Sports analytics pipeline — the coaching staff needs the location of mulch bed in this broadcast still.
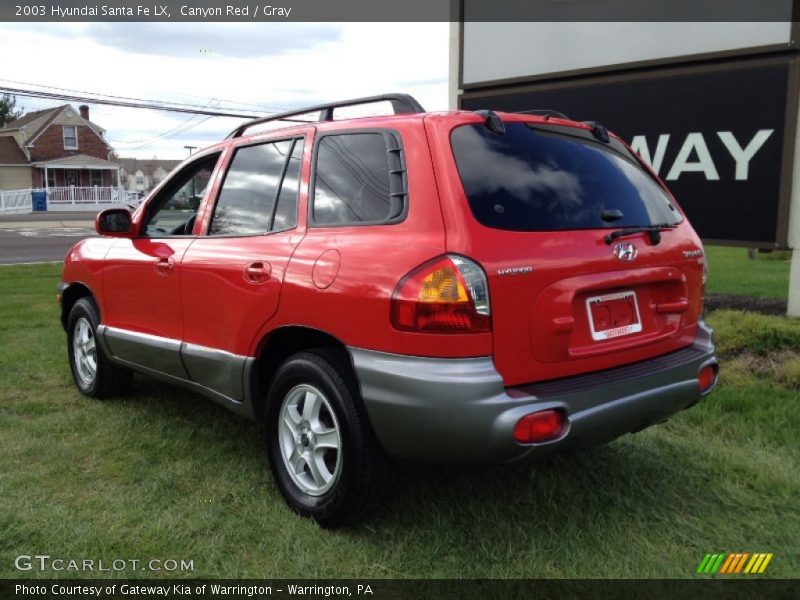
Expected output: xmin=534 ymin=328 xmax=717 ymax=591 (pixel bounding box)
xmin=705 ymin=293 xmax=788 ymax=316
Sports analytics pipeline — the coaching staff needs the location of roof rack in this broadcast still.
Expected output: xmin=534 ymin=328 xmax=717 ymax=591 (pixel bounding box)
xmin=226 ymin=93 xmax=425 ymax=139
xmin=516 ymin=109 xmax=570 ymax=120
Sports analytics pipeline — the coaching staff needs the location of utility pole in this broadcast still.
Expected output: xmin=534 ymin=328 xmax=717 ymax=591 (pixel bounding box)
xmin=184 ymin=145 xmax=196 ymax=156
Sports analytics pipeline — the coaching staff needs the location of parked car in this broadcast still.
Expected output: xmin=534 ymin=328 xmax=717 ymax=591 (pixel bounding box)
xmin=59 ymin=94 xmax=718 ymax=526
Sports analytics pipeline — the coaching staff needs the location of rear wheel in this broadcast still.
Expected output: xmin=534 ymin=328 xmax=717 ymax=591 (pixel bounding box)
xmin=67 ymin=297 xmax=132 ymax=398
xmin=266 ymin=349 xmax=393 ymax=527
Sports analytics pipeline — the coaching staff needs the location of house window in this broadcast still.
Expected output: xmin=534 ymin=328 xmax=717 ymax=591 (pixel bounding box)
xmin=136 ymin=173 xmax=144 ymax=186
xmin=63 ymin=125 xmax=78 ymax=149
xmin=46 ymin=171 xmax=55 ymax=188
xmin=91 ymin=170 xmax=102 ymax=187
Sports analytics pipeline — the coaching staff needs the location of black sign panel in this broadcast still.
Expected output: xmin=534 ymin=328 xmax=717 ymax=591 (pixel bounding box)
xmin=461 ymin=58 xmax=795 ymax=246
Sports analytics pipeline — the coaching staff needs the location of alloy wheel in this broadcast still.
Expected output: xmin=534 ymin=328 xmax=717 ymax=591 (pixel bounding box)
xmin=72 ymin=317 xmax=97 ymax=386
xmin=278 ymin=384 xmax=343 ymax=496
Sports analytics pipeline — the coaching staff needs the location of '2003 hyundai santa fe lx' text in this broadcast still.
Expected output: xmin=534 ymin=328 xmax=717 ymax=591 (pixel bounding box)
xmin=59 ymin=94 xmax=718 ymax=526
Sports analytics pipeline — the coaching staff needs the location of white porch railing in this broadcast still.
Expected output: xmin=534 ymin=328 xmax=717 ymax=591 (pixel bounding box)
xmin=47 ymin=186 xmax=121 ymax=206
xmin=41 ymin=187 xmax=142 ymax=211
xmin=0 ymin=189 xmax=33 ymax=214
xmin=0 ymin=187 xmax=142 ymax=214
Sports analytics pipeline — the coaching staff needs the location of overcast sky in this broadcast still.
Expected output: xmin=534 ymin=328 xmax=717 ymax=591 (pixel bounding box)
xmin=0 ymin=23 xmax=449 ymax=159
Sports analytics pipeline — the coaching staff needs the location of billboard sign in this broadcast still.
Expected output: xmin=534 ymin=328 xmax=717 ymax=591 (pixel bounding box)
xmin=460 ymin=56 xmax=798 ymax=247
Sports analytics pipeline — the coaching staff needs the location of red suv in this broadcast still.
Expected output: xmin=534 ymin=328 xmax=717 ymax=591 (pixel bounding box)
xmin=59 ymin=94 xmax=718 ymax=526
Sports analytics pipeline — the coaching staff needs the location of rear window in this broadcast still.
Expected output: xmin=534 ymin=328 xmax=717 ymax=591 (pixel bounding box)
xmin=450 ymin=122 xmax=681 ymax=231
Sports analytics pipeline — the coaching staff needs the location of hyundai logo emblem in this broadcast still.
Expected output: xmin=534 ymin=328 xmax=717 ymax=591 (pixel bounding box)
xmin=613 ymin=242 xmax=637 ymax=261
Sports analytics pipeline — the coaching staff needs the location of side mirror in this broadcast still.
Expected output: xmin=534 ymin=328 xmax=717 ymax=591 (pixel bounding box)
xmin=96 ymin=208 xmax=134 ymax=237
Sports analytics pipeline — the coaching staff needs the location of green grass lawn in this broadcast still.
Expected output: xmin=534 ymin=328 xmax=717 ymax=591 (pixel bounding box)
xmin=705 ymin=246 xmax=791 ymax=299
xmin=0 ymin=264 xmax=798 ymax=579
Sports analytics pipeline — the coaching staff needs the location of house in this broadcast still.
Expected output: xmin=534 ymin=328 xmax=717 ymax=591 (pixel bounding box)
xmin=0 ymin=104 xmax=121 ymax=191
xmin=118 ymin=157 xmax=181 ymax=195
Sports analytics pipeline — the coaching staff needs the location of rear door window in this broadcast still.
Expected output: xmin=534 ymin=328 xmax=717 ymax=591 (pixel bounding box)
xmin=450 ymin=122 xmax=681 ymax=231
xmin=209 ymin=139 xmax=301 ymax=236
xmin=272 ymin=139 xmax=304 ymax=231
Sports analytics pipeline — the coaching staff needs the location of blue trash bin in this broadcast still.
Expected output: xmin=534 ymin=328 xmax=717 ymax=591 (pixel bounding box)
xmin=32 ymin=191 xmax=47 ymax=212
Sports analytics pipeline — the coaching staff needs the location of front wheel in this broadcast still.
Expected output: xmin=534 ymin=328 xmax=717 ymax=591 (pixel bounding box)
xmin=67 ymin=297 xmax=131 ymax=398
xmin=266 ymin=349 xmax=393 ymax=527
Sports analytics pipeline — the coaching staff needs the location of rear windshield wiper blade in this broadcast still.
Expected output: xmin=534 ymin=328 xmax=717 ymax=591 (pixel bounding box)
xmin=604 ymin=223 xmax=677 ymax=245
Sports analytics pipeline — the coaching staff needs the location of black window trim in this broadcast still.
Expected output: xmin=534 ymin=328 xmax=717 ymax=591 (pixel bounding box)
xmin=206 ymin=135 xmax=306 ymax=238
xmin=140 ymin=150 xmax=223 ymax=239
xmin=308 ymin=128 xmax=409 ymax=228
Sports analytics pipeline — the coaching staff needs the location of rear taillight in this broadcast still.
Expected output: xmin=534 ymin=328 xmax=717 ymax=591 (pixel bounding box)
xmin=513 ymin=409 xmax=567 ymax=444
xmin=391 ymin=255 xmax=490 ymax=333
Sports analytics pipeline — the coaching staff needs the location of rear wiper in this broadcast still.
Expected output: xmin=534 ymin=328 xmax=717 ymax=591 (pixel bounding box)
xmin=604 ymin=223 xmax=677 ymax=246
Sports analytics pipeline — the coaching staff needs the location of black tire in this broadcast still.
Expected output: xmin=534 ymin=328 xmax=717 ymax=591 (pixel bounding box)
xmin=266 ymin=348 xmax=393 ymax=527
xmin=67 ymin=297 xmax=132 ymax=398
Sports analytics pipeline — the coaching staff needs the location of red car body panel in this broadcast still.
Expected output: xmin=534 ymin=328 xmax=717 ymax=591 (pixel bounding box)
xmin=61 ymin=111 xmax=705 ymax=387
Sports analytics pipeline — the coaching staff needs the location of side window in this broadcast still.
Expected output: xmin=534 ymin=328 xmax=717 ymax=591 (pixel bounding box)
xmin=209 ymin=139 xmax=296 ymax=236
xmin=312 ymin=132 xmax=406 ymax=226
xmin=63 ymin=125 xmax=78 ymax=150
xmin=144 ymin=153 xmax=220 ymax=237
xmin=272 ymin=139 xmax=304 ymax=231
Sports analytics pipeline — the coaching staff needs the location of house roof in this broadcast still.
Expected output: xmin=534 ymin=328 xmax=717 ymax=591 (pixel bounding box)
xmin=118 ymin=158 xmax=181 ymax=175
xmin=0 ymin=136 xmax=28 ymax=165
xmin=32 ymin=154 xmax=121 ymax=170
xmin=4 ymin=105 xmax=107 ymax=143
xmin=3 ymin=106 xmax=64 ymax=138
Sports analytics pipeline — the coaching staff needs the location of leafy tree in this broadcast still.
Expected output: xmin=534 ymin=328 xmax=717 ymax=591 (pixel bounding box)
xmin=0 ymin=94 xmax=22 ymax=127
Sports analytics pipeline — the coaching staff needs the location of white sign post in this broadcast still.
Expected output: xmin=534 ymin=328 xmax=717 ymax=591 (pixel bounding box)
xmin=788 ymin=107 xmax=800 ymax=317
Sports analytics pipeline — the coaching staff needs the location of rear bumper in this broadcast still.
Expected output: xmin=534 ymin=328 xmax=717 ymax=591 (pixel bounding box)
xmin=349 ymin=321 xmax=717 ymax=463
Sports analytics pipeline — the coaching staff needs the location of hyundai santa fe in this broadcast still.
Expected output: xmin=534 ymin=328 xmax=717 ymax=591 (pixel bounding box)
xmin=59 ymin=93 xmax=718 ymax=526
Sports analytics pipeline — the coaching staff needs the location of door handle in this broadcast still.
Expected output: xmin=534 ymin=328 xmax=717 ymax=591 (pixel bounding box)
xmin=154 ymin=257 xmax=175 ymax=276
xmin=244 ymin=261 xmax=272 ymax=284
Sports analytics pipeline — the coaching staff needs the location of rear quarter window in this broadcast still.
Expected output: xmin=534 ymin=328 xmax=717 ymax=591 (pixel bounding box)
xmin=450 ymin=122 xmax=681 ymax=231
xmin=311 ymin=132 xmax=406 ymax=226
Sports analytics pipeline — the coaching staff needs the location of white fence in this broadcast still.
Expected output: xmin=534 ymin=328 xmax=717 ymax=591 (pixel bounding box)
xmin=0 ymin=189 xmax=33 ymax=214
xmin=0 ymin=187 xmax=141 ymax=215
xmin=44 ymin=187 xmax=140 ymax=211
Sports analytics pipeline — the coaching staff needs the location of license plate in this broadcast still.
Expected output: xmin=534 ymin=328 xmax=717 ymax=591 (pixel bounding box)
xmin=586 ymin=290 xmax=642 ymax=341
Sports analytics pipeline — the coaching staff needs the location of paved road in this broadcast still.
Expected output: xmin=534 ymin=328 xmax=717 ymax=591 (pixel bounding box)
xmin=0 ymin=212 xmax=96 ymax=223
xmin=0 ymin=212 xmax=96 ymax=265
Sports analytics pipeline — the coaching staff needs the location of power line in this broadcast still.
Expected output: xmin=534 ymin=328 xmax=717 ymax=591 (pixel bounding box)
xmin=110 ymin=100 xmax=217 ymax=144
xmin=109 ymin=114 xmax=205 ymax=144
xmin=124 ymin=116 xmax=214 ymax=151
xmin=0 ymin=77 xmax=288 ymax=114
xmin=1 ymin=86 xmax=260 ymax=119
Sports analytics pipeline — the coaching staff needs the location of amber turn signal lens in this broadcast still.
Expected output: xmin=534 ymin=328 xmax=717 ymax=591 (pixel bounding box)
xmin=419 ymin=265 xmax=468 ymax=303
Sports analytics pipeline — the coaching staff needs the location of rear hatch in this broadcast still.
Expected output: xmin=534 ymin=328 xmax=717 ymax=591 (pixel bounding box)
xmin=429 ymin=114 xmax=706 ymax=386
